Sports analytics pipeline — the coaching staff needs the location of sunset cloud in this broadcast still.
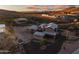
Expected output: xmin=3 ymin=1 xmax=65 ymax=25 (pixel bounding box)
xmin=0 ymin=5 xmax=78 ymax=11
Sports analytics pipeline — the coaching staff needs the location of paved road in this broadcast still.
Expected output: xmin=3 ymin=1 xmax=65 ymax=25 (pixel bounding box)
xmin=13 ymin=26 xmax=79 ymax=54
xmin=58 ymin=40 xmax=79 ymax=54
xmin=13 ymin=26 xmax=33 ymax=43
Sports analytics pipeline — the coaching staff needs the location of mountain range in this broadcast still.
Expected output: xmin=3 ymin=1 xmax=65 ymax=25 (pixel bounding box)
xmin=0 ymin=7 xmax=78 ymax=20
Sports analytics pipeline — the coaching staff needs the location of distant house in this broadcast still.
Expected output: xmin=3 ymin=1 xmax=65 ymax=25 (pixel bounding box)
xmin=60 ymin=15 xmax=78 ymax=22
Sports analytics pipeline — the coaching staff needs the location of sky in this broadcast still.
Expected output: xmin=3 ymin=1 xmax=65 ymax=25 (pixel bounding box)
xmin=0 ymin=5 xmax=78 ymax=12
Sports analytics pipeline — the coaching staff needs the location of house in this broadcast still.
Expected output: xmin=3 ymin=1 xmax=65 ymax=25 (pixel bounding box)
xmin=46 ymin=23 xmax=58 ymax=32
xmin=0 ymin=24 xmax=5 ymax=42
xmin=33 ymin=23 xmax=58 ymax=40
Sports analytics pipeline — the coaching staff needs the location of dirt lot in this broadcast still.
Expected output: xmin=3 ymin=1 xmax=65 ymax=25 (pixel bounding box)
xmin=13 ymin=26 xmax=33 ymax=43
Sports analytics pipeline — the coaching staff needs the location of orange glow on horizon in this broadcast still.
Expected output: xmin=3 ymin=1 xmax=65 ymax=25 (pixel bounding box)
xmin=0 ymin=5 xmax=78 ymax=12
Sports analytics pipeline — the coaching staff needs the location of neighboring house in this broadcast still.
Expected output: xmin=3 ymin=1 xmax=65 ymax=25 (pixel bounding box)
xmin=39 ymin=23 xmax=47 ymax=29
xmin=45 ymin=23 xmax=58 ymax=36
xmin=33 ymin=31 xmax=45 ymax=40
xmin=0 ymin=24 xmax=5 ymax=33
xmin=47 ymin=23 xmax=58 ymax=30
xmin=33 ymin=23 xmax=58 ymax=40
xmin=0 ymin=24 xmax=5 ymax=39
